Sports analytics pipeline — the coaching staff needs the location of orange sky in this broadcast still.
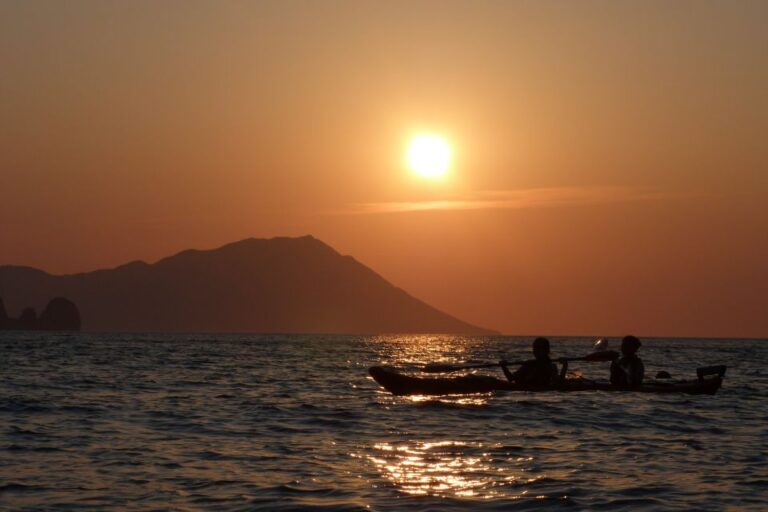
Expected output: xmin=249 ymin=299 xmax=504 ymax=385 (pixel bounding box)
xmin=1 ymin=1 xmax=767 ymax=337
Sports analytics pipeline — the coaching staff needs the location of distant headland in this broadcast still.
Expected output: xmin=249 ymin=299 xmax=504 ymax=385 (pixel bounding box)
xmin=0 ymin=236 xmax=495 ymax=335
xmin=0 ymin=297 xmax=81 ymax=331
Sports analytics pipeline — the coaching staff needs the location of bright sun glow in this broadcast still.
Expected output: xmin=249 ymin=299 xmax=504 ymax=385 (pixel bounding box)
xmin=407 ymin=134 xmax=451 ymax=178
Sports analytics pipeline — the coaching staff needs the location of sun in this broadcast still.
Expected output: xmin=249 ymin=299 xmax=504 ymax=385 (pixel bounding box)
xmin=407 ymin=134 xmax=451 ymax=178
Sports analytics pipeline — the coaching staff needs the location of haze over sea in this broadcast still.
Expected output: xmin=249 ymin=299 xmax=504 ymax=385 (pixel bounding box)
xmin=1 ymin=334 xmax=766 ymax=511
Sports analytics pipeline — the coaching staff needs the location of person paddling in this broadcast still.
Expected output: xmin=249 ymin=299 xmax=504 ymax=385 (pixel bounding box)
xmin=610 ymin=335 xmax=645 ymax=387
xmin=499 ymin=337 xmax=563 ymax=387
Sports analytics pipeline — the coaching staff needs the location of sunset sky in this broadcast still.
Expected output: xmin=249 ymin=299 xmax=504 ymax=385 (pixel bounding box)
xmin=2 ymin=1 xmax=766 ymax=337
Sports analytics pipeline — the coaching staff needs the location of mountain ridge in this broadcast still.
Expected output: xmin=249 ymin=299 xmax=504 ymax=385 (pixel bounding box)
xmin=0 ymin=235 xmax=496 ymax=335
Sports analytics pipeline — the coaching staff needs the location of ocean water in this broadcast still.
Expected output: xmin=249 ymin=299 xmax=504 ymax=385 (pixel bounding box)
xmin=1 ymin=333 xmax=767 ymax=511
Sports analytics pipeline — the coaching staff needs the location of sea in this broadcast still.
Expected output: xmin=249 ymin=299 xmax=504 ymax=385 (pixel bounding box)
xmin=1 ymin=333 xmax=766 ymax=511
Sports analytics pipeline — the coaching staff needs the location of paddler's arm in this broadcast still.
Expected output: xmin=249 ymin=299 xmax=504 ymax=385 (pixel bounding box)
xmin=558 ymin=359 xmax=569 ymax=382
xmin=499 ymin=360 xmax=516 ymax=383
xmin=609 ymin=360 xmax=621 ymax=385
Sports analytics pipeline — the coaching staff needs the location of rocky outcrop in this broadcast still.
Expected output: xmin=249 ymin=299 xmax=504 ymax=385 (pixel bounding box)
xmin=0 ymin=298 xmax=7 ymax=329
xmin=18 ymin=307 xmax=38 ymax=330
xmin=38 ymin=297 xmax=81 ymax=331
xmin=0 ymin=297 xmax=81 ymax=331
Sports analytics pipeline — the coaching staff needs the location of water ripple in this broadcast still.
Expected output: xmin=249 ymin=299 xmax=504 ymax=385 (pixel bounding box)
xmin=0 ymin=333 xmax=766 ymax=510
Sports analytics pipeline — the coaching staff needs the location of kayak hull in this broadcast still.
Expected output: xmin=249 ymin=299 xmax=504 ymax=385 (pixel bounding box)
xmin=369 ymin=366 xmax=723 ymax=396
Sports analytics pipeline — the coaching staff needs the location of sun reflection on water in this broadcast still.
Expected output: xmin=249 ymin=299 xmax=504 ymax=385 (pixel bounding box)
xmin=364 ymin=440 xmax=535 ymax=499
xmin=405 ymin=394 xmax=491 ymax=406
xmin=369 ymin=335 xmax=476 ymax=369
xmin=362 ymin=335 xmax=558 ymax=500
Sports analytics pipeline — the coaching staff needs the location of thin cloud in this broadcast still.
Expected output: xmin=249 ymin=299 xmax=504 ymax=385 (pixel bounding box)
xmin=337 ymin=186 xmax=689 ymax=215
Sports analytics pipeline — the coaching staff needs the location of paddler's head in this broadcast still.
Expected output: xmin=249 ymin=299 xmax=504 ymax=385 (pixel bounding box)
xmin=532 ymin=337 xmax=551 ymax=360
xmin=621 ymin=335 xmax=641 ymax=356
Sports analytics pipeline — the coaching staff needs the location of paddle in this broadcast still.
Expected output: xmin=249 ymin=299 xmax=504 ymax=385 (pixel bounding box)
xmin=422 ymin=359 xmax=526 ymax=373
xmin=422 ymin=350 xmax=619 ymax=373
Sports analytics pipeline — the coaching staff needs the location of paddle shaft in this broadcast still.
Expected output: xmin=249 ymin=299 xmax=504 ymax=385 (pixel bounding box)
xmin=422 ymin=350 xmax=618 ymax=373
xmin=434 ymin=359 xmax=528 ymax=371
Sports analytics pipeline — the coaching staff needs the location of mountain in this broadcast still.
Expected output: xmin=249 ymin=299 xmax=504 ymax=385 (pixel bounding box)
xmin=0 ymin=236 xmax=495 ymax=334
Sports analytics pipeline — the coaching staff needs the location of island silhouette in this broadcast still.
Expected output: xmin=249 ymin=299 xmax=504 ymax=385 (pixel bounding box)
xmin=0 ymin=236 xmax=495 ymax=334
xmin=0 ymin=297 xmax=81 ymax=331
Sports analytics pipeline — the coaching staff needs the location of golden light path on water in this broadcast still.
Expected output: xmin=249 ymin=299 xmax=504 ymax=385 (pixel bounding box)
xmin=368 ymin=334 xmax=475 ymax=369
xmin=364 ymin=440 xmax=541 ymax=499
xmin=361 ymin=335 xmax=572 ymax=501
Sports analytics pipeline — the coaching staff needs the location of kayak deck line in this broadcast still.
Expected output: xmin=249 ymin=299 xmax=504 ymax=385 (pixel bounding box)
xmin=369 ymin=366 xmax=725 ymax=396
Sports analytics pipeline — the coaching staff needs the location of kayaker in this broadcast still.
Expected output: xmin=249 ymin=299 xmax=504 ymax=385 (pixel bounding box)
xmin=499 ymin=337 xmax=562 ymax=387
xmin=610 ymin=335 xmax=645 ymax=387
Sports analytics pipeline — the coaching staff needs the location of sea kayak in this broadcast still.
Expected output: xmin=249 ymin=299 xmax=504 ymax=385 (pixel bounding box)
xmin=369 ymin=365 xmax=725 ymax=396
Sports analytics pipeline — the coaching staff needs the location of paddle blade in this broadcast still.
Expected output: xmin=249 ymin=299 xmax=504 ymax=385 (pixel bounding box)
xmin=580 ymin=350 xmax=619 ymax=362
xmin=696 ymin=365 xmax=726 ymax=380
